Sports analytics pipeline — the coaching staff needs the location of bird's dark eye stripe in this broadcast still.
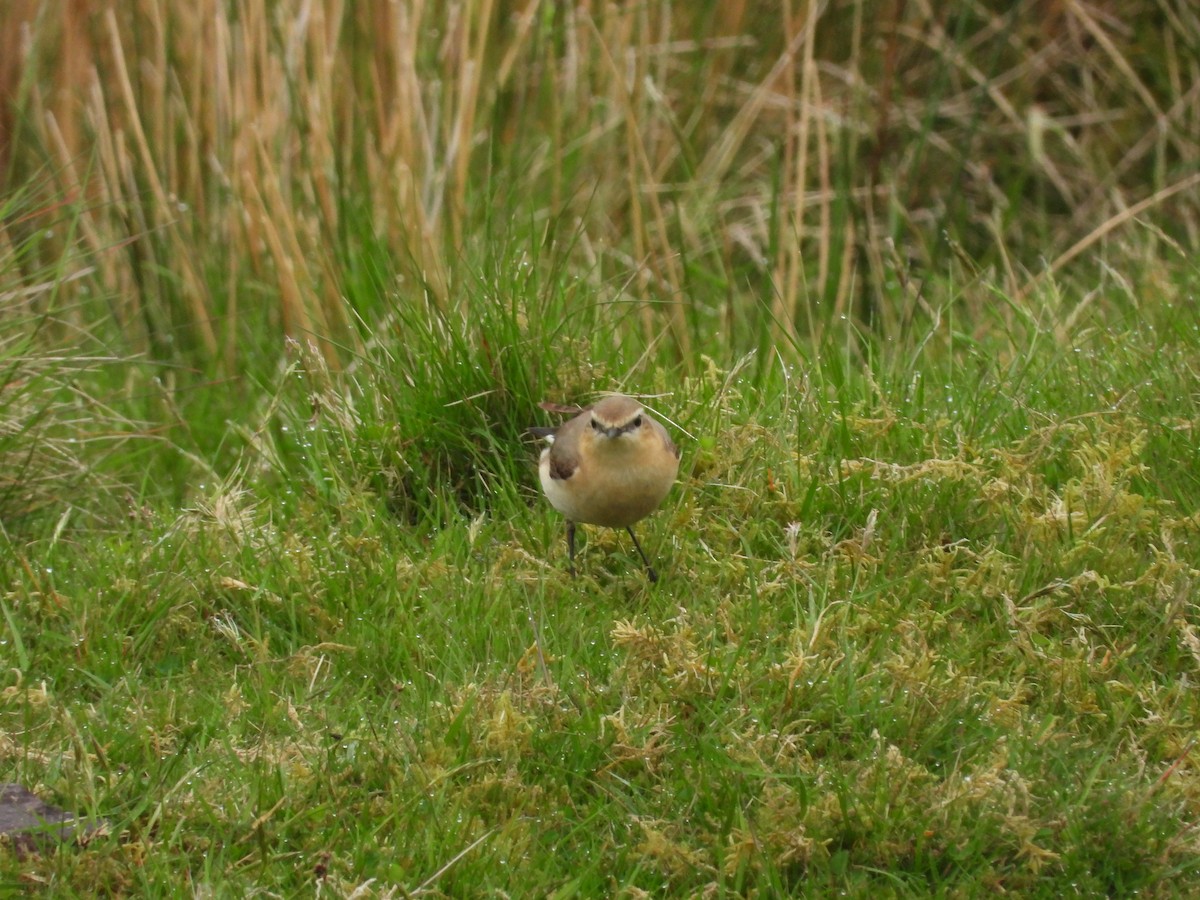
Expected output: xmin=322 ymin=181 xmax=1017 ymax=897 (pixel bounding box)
xmin=591 ymin=415 xmax=643 ymax=434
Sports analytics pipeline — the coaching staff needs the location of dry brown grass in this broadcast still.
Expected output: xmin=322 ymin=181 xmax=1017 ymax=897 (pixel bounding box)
xmin=2 ymin=1 xmax=1197 ymax=370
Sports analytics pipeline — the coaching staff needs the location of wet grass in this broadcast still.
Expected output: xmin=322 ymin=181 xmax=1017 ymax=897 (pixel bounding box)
xmin=2 ymin=286 xmax=1199 ymax=895
xmin=2 ymin=1 xmax=1199 ymax=894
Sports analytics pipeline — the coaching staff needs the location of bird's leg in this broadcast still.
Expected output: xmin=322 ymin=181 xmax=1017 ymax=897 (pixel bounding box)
xmin=625 ymin=526 xmax=659 ymax=583
xmin=566 ymin=521 xmax=577 ymax=577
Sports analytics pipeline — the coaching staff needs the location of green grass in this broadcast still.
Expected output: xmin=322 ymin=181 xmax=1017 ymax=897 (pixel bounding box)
xmin=3 ymin=1 xmax=1200 ymax=894
xmin=2 ymin=274 xmax=1199 ymax=895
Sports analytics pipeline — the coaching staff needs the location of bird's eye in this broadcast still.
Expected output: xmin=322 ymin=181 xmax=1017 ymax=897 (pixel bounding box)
xmin=591 ymin=418 xmax=602 ymax=431
xmin=632 ymin=415 xmax=643 ymax=428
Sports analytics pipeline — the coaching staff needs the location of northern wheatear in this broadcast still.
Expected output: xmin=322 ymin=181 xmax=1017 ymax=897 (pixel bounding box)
xmin=530 ymin=394 xmax=680 ymax=582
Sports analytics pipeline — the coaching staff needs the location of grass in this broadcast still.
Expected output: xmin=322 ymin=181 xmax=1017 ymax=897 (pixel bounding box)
xmin=2 ymin=0 xmax=1200 ymax=896
xmin=2 ymin=291 xmax=1198 ymax=895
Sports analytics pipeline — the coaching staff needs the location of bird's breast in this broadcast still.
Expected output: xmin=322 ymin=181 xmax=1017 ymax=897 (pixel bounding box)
xmin=539 ymin=446 xmax=677 ymax=527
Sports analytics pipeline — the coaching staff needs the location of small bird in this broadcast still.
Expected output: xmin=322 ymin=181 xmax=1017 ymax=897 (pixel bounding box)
xmin=530 ymin=394 xmax=681 ymax=582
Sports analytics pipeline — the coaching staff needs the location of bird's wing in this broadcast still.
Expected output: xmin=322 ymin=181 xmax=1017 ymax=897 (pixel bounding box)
xmin=650 ymin=418 xmax=681 ymax=460
xmin=544 ymin=412 xmax=587 ymax=480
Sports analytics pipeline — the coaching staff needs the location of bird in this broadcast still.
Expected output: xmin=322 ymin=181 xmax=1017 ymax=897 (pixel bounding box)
xmin=530 ymin=394 xmax=680 ymax=582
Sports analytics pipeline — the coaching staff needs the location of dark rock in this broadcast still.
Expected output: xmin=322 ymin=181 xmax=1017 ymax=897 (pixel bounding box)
xmin=0 ymin=784 xmax=102 ymax=857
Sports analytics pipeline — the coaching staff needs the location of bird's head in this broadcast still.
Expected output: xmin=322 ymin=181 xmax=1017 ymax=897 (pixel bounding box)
xmin=588 ymin=395 xmax=646 ymax=443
